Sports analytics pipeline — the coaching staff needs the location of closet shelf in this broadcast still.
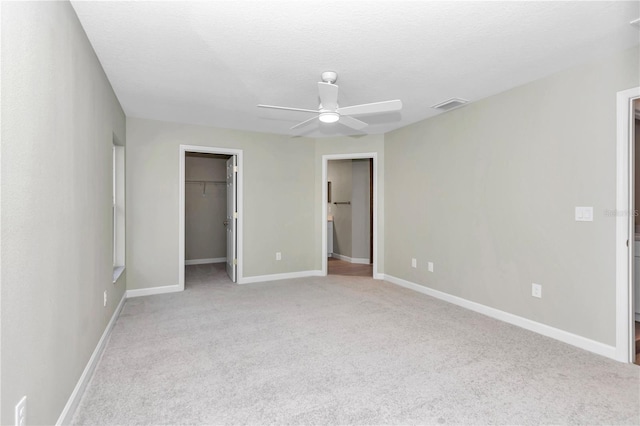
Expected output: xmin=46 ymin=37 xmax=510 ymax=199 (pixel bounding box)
xmin=186 ymin=180 xmax=226 ymax=184
xmin=186 ymin=180 xmax=226 ymax=196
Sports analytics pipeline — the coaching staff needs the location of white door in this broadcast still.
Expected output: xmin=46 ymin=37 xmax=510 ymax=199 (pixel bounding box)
xmin=226 ymin=156 xmax=237 ymax=282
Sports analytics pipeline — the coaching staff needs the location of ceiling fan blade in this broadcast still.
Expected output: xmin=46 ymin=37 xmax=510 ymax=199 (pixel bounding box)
xmin=318 ymin=82 xmax=339 ymax=110
xmin=338 ymin=99 xmax=402 ymax=116
xmin=258 ymin=104 xmax=319 ymax=114
xmin=290 ymin=115 xmax=319 ymax=133
xmin=339 ymin=115 xmax=368 ymax=131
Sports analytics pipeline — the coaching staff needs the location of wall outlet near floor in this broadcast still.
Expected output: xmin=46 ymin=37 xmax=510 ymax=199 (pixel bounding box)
xmin=411 ymin=258 xmax=417 ymax=268
xmin=532 ymin=283 xmax=542 ymax=298
xmin=15 ymin=396 xmax=26 ymax=426
xmin=428 ymin=262 xmax=434 ymax=272
xmin=575 ymin=206 xmax=593 ymax=222
xmin=276 ymin=252 xmax=282 ymax=261
xmin=103 ymin=290 xmax=107 ymax=307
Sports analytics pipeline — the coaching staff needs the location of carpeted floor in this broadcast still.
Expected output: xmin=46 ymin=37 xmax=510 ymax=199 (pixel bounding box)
xmin=72 ymin=264 xmax=640 ymax=425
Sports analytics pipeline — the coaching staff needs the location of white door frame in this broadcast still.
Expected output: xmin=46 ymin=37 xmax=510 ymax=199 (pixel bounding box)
xmin=322 ymin=153 xmax=381 ymax=278
xmin=615 ymin=87 xmax=639 ymax=363
xmin=179 ymin=145 xmax=244 ymax=289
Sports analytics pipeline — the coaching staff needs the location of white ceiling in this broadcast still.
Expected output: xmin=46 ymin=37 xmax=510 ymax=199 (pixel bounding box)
xmin=70 ymin=1 xmax=639 ymax=138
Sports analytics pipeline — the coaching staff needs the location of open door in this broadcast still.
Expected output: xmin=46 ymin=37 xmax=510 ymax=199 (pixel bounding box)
xmin=226 ymin=156 xmax=237 ymax=282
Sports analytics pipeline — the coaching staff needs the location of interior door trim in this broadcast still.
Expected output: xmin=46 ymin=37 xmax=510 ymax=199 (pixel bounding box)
xmin=321 ymin=152 xmax=380 ymax=279
xmin=615 ymin=87 xmax=640 ymax=363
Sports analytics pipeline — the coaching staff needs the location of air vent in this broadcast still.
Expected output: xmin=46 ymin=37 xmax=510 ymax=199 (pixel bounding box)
xmin=431 ymin=97 xmax=469 ymax=111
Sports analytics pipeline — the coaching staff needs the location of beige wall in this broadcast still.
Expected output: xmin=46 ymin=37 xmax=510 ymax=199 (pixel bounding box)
xmin=126 ymin=118 xmax=316 ymax=288
xmin=1 ymin=2 xmax=126 ymax=424
xmin=127 ymin=125 xmax=385 ymax=288
xmin=385 ymin=46 xmax=639 ymax=346
xmin=185 ymin=155 xmax=228 ymax=261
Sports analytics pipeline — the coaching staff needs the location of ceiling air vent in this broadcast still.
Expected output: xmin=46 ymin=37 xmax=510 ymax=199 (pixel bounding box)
xmin=431 ymin=97 xmax=469 ymax=111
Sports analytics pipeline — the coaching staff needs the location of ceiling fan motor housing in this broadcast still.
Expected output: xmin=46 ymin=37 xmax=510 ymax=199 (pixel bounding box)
xmin=321 ymin=71 xmax=338 ymax=84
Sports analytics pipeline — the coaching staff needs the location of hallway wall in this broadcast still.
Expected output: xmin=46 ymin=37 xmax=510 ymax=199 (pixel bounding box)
xmin=328 ymin=160 xmax=353 ymax=257
xmin=351 ymin=159 xmax=371 ymax=261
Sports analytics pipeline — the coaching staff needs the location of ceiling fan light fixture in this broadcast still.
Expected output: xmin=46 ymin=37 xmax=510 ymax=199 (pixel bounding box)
xmin=319 ymin=112 xmax=339 ymax=123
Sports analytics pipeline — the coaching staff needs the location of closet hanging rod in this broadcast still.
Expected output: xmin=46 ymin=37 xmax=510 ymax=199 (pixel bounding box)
xmin=333 ymin=201 xmax=351 ymax=205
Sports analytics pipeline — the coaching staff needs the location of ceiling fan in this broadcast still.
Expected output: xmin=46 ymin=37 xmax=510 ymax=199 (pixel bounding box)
xmin=258 ymin=71 xmax=402 ymax=134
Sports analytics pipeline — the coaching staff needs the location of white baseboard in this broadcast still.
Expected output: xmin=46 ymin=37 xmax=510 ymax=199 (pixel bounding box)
xmin=185 ymin=257 xmax=226 ymax=265
xmin=331 ymin=253 xmax=370 ymax=264
xmin=56 ymin=291 xmax=126 ymax=425
xmin=126 ymin=284 xmax=182 ymax=298
xmin=382 ymin=274 xmax=617 ymax=361
xmin=239 ymin=270 xmax=323 ymax=284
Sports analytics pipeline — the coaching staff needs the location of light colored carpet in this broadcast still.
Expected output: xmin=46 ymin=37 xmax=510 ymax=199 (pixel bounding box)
xmin=72 ymin=264 xmax=640 ymax=425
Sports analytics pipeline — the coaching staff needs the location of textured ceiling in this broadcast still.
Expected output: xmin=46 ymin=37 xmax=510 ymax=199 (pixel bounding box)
xmin=70 ymin=1 xmax=640 ymax=138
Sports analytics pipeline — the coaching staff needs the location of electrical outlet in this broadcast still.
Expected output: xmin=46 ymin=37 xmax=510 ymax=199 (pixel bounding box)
xmin=276 ymin=252 xmax=282 ymax=261
xmin=575 ymin=206 xmax=593 ymax=222
xmin=532 ymin=283 xmax=542 ymax=298
xmin=428 ymin=262 xmax=434 ymax=272
xmin=103 ymin=290 xmax=107 ymax=307
xmin=411 ymin=258 xmax=417 ymax=268
xmin=15 ymin=396 xmax=26 ymax=426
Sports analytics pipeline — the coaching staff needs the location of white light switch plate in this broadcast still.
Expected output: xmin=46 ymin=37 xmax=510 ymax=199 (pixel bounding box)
xmin=428 ymin=262 xmax=434 ymax=272
xmin=411 ymin=258 xmax=417 ymax=268
xmin=575 ymin=206 xmax=593 ymax=222
xmin=532 ymin=283 xmax=542 ymax=298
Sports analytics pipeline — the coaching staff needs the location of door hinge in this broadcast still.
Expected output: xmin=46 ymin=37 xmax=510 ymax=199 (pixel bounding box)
xmin=233 ymin=211 xmax=238 ymax=219
xmin=233 ymin=258 xmax=238 ymax=265
xmin=233 ymin=165 xmax=238 ymax=173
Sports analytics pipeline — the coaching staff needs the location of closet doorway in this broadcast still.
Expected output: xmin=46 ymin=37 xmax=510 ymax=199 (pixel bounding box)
xmin=179 ymin=145 xmax=243 ymax=288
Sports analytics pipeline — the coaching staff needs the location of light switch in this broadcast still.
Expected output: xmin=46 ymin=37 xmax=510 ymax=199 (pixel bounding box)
xmin=575 ymin=206 xmax=593 ymax=222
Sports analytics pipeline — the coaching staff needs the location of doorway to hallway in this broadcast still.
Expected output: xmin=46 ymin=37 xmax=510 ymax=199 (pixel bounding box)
xmin=327 ymin=257 xmax=373 ymax=277
xmin=326 ymin=158 xmax=373 ymax=277
xmin=321 ymin=153 xmax=380 ymax=278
